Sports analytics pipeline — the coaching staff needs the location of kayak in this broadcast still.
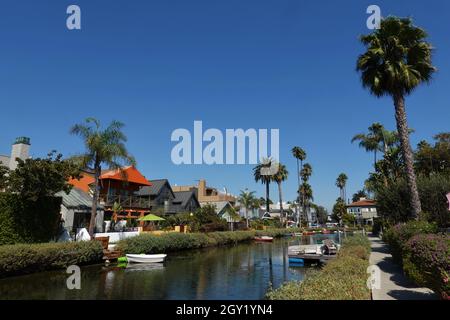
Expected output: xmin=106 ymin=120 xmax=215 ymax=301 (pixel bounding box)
xmin=125 ymin=254 xmax=167 ymax=263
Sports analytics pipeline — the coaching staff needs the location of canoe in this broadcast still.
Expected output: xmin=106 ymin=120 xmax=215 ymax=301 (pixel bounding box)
xmin=288 ymin=257 xmax=305 ymax=264
xmin=126 ymin=254 xmax=167 ymax=263
xmin=254 ymin=236 xmax=274 ymax=242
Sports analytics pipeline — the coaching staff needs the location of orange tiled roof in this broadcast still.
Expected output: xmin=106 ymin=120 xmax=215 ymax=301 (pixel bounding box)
xmin=69 ymin=175 xmax=95 ymax=193
xmin=100 ymin=166 xmax=152 ymax=186
xmin=347 ymin=199 xmax=377 ymax=207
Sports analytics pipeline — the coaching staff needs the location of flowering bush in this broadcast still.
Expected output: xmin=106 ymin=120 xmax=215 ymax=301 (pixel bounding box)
xmin=403 ymin=234 xmax=450 ymax=299
xmin=382 ymin=221 xmax=437 ymax=264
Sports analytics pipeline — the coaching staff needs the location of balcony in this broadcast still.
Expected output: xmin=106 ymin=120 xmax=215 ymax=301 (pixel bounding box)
xmin=101 ymin=194 xmax=152 ymax=210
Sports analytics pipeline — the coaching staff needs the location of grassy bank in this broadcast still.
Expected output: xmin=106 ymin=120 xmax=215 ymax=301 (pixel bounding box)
xmin=116 ymin=228 xmax=300 ymax=254
xmin=266 ymin=235 xmax=371 ymax=300
xmin=0 ymin=241 xmax=103 ymax=279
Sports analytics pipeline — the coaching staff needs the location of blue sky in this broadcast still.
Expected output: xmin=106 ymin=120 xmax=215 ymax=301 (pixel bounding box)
xmin=0 ymin=1 xmax=449 ymax=210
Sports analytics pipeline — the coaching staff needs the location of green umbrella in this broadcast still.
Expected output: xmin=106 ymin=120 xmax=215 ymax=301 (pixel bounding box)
xmin=138 ymin=214 xmax=165 ymax=221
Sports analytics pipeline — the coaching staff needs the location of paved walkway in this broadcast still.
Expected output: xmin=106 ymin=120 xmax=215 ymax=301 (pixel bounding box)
xmin=369 ymin=236 xmax=437 ymax=300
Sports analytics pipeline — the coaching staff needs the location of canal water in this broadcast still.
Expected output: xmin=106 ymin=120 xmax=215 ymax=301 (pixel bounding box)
xmin=0 ymin=234 xmax=339 ymax=300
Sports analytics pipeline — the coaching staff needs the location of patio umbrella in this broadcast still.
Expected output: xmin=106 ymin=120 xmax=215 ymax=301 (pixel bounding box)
xmin=138 ymin=214 xmax=165 ymax=221
xmin=138 ymin=214 xmax=165 ymax=231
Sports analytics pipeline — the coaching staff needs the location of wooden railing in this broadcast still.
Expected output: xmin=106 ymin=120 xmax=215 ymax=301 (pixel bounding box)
xmin=102 ymin=194 xmax=152 ymax=209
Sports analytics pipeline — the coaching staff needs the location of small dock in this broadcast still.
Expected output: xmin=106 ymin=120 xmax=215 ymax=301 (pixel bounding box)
xmin=96 ymin=236 xmax=122 ymax=261
xmin=288 ymin=243 xmax=338 ymax=263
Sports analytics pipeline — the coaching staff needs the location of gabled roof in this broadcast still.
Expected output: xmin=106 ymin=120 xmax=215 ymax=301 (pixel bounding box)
xmin=69 ymin=175 xmax=95 ymax=193
xmin=100 ymin=166 xmax=152 ymax=186
xmin=136 ymin=179 xmax=174 ymax=197
xmin=57 ymin=188 xmax=103 ymax=210
xmin=347 ymin=199 xmax=377 ymax=208
xmin=201 ymin=201 xmax=232 ymax=215
xmin=173 ymin=190 xmax=199 ymax=207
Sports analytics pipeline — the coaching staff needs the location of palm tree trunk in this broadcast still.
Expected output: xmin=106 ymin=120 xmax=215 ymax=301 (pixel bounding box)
xmin=245 ymin=207 xmax=249 ymax=228
xmin=374 ymin=150 xmax=377 ymax=170
xmin=265 ymin=181 xmax=270 ymax=213
xmin=296 ymin=159 xmax=300 ymax=226
xmin=277 ymin=181 xmax=284 ymax=227
xmin=344 ymin=186 xmax=347 ymax=204
xmin=89 ymin=165 xmax=100 ymax=237
xmin=393 ymin=94 xmax=421 ymax=219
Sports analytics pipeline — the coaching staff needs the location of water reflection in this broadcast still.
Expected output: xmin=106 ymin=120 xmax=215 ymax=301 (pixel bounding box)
xmin=0 ymin=234 xmax=338 ymax=300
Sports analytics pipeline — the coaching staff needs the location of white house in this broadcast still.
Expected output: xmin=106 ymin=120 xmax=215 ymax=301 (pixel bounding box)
xmin=346 ymin=198 xmax=378 ymax=225
xmin=56 ymin=188 xmax=104 ymax=234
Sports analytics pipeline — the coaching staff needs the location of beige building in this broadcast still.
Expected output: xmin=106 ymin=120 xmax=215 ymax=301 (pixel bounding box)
xmin=0 ymin=137 xmax=31 ymax=170
xmin=172 ymin=179 xmax=236 ymax=205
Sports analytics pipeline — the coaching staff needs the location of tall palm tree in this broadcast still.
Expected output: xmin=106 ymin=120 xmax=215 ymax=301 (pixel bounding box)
xmin=352 ymin=123 xmax=402 ymax=169
xmin=300 ymin=163 xmax=312 ymax=182
xmin=272 ymin=163 xmax=288 ymax=227
xmin=335 ymin=173 xmax=348 ymax=202
xmin=71 ymin=118 xmax=136 ymax=236
xmin=291 ymin=147 xmax=306 ymax=226
xmin=239 ymin=189 xmax=256 ymax=228
xmin=299 ymin=182 xmax=313 ymax=225
xmin=291 ymin=147 xmax=306 ymax=194
xmin=299 ymin=163 xmax=313 ymax=225
xmin=357 ymin=17 xmax=436 ymax=219
xmin=352 ymin=123 xmax=384 ymax=168
xmin=253 ymin=158 xmax=274 ymax=214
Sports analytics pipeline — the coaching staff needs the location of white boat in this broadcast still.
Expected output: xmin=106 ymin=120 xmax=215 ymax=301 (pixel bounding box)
xmin=254 ymin=236 xmax=274 ymax=242
xmin=126 ymin=254 xmax=167 ymax=263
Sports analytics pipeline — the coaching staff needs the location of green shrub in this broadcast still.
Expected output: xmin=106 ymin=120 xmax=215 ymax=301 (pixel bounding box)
xmin=402 ymin=234 xmax=450 ymax=299
xmin=383 ymin=221 xmax=437 ymax=264
xmin=267 ymin=235 xmax=371 ymax=300
xmin=0 ymin=194 xmax=62 ymax=245
xmin=0 ymin=241 xmax=103 ymax=278
xmin=376 ymin=174 xmax=450 ymax=227
xmin=116 ymin=229 xmax=295 ymax=254
xmin=372 ymin=218 xmax=390 ymax=235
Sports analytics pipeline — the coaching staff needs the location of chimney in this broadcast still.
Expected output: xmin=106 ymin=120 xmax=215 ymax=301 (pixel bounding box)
xmin=198 ymin=179 xmax=206 ymax=197
xmin=9 ymin=137 xmax=30 ymax=170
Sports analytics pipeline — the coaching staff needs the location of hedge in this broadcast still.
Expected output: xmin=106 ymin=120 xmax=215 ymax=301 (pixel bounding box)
xmin=382 ymin=221 xmax=438 ymax=265
xmin=403 ymin=234 xmax=450 ymax=299
xmin=115 ymin=228 xmax=299 ymax=254
xmin=266 ymin=235 xmax=371 ymax=300
xmin=0 ymin=241 xmax=104 ymax=278
xmin=0 ymin=193 xmax=62 ymax=245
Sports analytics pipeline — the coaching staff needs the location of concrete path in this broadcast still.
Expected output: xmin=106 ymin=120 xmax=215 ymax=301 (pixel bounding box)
xmin=369 ymin=236 xmax=438 ymax=300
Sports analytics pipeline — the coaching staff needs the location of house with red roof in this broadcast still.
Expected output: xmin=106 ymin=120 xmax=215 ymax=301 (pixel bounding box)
xmin=346 ymin=198 xmax=378 ymax=225
xmin=69 ymin=166 xmax=154 ymax=231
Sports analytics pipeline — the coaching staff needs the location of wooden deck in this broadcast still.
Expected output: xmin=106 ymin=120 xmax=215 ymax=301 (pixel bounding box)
xmin=288 ymin=253 xmax=337 ymax=261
